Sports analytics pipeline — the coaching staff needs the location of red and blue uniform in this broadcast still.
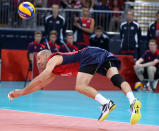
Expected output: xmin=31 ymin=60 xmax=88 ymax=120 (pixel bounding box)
xmin=48 ymin=46 xmax=121 ymax=77
xmin=75 ymin=17 xmax=93 ymax=47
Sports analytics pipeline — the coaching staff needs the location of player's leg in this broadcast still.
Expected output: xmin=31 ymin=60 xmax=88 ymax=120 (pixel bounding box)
xmin=106 ymin=66 xmax=141 ymax=125
xmin=76 ymin=64 xmax=113 ymax=122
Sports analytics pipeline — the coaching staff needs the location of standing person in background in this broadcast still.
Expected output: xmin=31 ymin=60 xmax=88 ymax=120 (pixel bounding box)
xmin=120 ymin=10 xmax=141 ymax=60
xmin=147 ymin=10 xmax=159 ymax=47
xmin=109 ymin=0 xmax=123 ymax=32
xmin=73 ymin=6 xmax=95 ymax=49
xmin=46 ymin=30 xmax=61 ymax=53
xmin=60 ymin=32 xmax=79 ymax=52
xmin=90 ymin=26 xmax=109 ymax=51
xmin=44 ymin=4 xmax=66 ymax=43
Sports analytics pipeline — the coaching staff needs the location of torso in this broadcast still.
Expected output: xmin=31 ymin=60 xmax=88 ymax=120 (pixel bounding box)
xmin=48 ymin=47 xmax=118 ymax=77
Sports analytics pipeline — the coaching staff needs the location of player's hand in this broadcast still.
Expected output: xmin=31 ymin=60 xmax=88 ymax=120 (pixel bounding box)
xmin=8 ymin=89 xmax=23 ymax=101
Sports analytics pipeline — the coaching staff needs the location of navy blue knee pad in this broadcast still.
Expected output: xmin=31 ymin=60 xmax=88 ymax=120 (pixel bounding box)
xmin=110 ymin=74 xmax=125 ymax=88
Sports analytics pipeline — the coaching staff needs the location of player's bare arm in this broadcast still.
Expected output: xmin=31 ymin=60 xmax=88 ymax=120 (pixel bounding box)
xmin=8 ymin=55 xmax=63 ymax=100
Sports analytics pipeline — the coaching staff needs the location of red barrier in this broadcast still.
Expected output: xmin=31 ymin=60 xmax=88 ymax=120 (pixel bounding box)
xmin=1 ymin=49 xmax=29 ymax=81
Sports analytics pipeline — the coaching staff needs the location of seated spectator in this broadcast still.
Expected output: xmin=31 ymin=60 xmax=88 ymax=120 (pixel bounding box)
xmin=60 ymin=32 xmax=79 ymax=52
xmin=47 ymin=30 xmax=61 ymax=53
xmin=90 ymin=26 xmax=109 ymax=51
xmin=27 ymin=31 xmax=47 ymax=70
xmin=134 ymin=39 xmax=159 ymax=91
xmin=109 ymin=0 xmax=123 ymax=32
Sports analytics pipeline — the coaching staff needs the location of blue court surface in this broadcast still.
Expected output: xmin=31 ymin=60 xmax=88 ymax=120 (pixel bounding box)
xmin=0 ymin=81 xmax=159 ymax=127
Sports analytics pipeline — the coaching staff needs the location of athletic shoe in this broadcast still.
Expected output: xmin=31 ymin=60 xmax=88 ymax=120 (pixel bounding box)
xmin=98 ymin=100 xmax=116 ymax=122
xmin=130 ymin=99 xmax=142 ymax=124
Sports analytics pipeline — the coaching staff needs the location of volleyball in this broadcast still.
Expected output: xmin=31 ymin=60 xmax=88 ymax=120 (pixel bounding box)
xmin=134 ymin=82 xmax=144 ymax=90
xmin=18 ymin=2 xmax=35 ymax=19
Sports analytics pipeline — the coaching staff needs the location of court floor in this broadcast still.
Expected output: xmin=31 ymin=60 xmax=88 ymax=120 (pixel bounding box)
xmin=0 ymin=81 xmax=159 ymax=131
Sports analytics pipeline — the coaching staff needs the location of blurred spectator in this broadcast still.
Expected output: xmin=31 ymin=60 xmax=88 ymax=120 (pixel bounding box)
xmin=44 ymin=4 xmax=66 ymax=43
xmin=95 ymin=0 xmax=109 ymax=10
xmin=90 ymin=26 xmax=109 ymax=51
xmin=47 ymin=30 xmax=61 ymax=53
xmin=109 ymin=0 xmax=124 ymax=10
xmin=81 ymin=0 xmax=95 ymax=9
xmin=60 ymin=32 xmax=79 ymax=52
xmin=61 ymin=0 xmax=82 ymax=9
xmin=147 ymin=10 xmax=159 ymax=47
xmin=120 ymin=10 xmax=141 ymax=59
xmin=34 ymin=0 xmax=47 ymax=7
xmin=109 ymin=0 xmax=122 ymax=32
xmin=73 ymin=6 xmax=95 ymax=49
xmin=0 ymin=0 xmax=10 ymax=25
xmin=47 ymin=0 xmax=61 ymax=8
xmin=27 ymin=31 xmax=47 ymax=70
xmin=95 ymin=0 xmax=110 ymax=31
xmin=134 ymin=39 xmax=159 ymax=91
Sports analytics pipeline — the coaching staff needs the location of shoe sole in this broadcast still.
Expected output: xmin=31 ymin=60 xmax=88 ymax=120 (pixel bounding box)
xmin=98 ymin=104 xmax=116 ymax=122
xmin=130 ymin=100 xmax=142 ymax=125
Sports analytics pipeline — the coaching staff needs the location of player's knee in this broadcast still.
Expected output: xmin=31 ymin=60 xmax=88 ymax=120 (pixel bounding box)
xmin=110 ymin=74 xmax=125 ymax=88
xmin=147 ymin=66 xmax=155 ymax=72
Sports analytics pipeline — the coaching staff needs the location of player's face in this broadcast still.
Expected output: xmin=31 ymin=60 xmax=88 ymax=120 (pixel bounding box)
xmin=149 ymin=41 xmax=157 ymax=53
xmin=127 ymin=11 xmax=134 ymax=22
xmin=95 ymin=30 xmax=103 ymax=38
xmin=67 ymin=35 xmax=74 ymax=44
xmin=34 ymin=34 xmax=42 ymax=43
xmin=52 ymin=5 xmax=59 ymax=15
xmin=82 ymin=8 xmax=90 ymax=17
xmin=37 ymin=54 xmax=48 ymax=70
xmin=49 ymin=35 xmax=57 ymax=43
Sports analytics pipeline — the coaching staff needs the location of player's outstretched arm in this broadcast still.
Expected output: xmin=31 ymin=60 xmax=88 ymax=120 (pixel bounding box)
xmin=8 ymin=55 xmax=63 ymax=100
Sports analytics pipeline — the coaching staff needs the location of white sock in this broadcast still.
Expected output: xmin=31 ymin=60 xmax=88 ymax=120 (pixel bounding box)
xmin=95 ymin=93 xmax=110 ymax=105
xmin=126 ymin=92 xmax=135 ymax=105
